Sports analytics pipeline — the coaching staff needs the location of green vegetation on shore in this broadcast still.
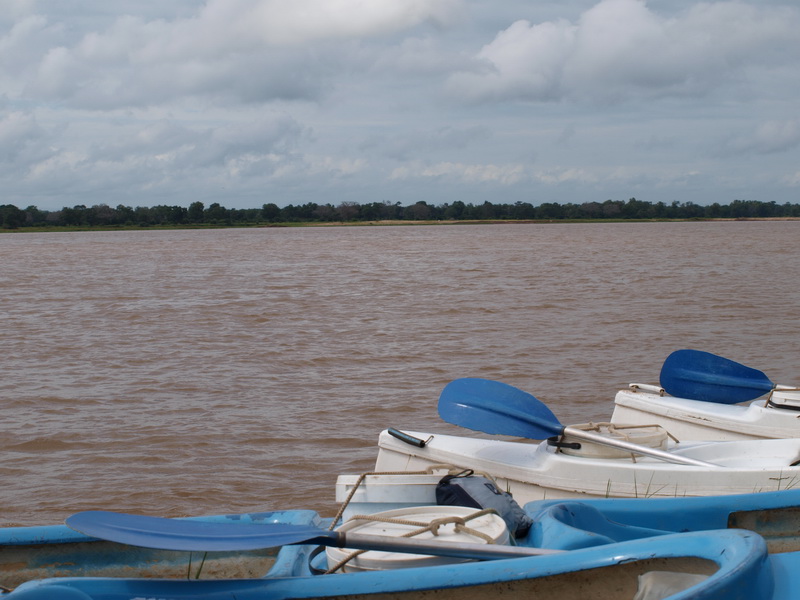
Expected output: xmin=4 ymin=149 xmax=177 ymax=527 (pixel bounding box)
xmin=2 ymin=198 xmax=799 ymax=230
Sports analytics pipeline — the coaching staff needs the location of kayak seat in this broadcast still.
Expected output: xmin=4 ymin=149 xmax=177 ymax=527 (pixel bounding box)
xmin=524 ymin=502 xmax=672 ymax=551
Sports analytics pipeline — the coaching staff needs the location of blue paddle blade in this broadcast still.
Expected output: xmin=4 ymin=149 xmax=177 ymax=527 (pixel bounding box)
xmin=65 ymin=511 xmax=562 ymax=560
xmin=660 ymin=350 xmax=775 ymax=404
xmin=438 ymin=378 xmax=563 ymax=439
xmin=66 ymin=511 xmax=335 ymax=551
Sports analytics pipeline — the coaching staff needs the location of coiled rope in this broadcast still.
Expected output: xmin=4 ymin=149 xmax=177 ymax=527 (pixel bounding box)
xmin=325 ymin=508 xmax=500 ymax=574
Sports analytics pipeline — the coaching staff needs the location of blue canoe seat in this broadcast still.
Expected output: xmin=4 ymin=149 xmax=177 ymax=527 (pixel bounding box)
xmin=525 ymin=502 xmax=672 ymax=551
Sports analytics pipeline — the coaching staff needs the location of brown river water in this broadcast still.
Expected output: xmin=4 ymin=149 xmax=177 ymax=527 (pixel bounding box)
xmin=1 ymin=221 xmax=798 ymax=526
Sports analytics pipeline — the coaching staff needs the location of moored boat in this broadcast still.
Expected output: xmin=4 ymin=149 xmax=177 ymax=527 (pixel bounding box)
xmin=375 ymin=428 xmax=800 ymax=504
xmin=523 ymin=488 xmax=800 ymax=554
xmin=0 ymin=509 xmax=323 ymax=590
xmin=610 ymin=350 xmax=800 ymax=441
xmin=519 ymin=490 xmax=800 ymax=599
xmin=611 ymin=383 xmax=800 ymax=441
xmin=7 ymin=351 xmax=800 ymax=599
xmin=372 ymin=376 xmax=800 ymax=504
xmin=2 ymin=509 xmax=772 ymax=600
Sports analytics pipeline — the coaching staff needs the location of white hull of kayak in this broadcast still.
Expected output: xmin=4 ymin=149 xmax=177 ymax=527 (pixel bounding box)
xmin=611 ymin=385 xmax=800 ymax=441
xmin=374 ymin=429 xmax=800 ymax=505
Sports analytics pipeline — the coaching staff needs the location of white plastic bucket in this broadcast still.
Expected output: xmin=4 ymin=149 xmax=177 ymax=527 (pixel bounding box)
xmin=325 ymin=506 xmax=509 ymax=572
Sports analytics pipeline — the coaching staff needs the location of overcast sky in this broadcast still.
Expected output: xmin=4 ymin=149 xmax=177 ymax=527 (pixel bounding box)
xmin=2 ymin=0 xmax=799 ymax=211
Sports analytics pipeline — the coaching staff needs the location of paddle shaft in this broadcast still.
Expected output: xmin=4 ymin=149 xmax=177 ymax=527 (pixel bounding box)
xmin=438 ymin=378 xmax=723 ymax=468
xmin=334 ymin=532 xmax=563 ymax=559
xmin=561 ymin=426 xmax=719 ymax=468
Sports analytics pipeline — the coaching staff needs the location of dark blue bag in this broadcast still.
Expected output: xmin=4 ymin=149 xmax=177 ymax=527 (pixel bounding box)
xmin=435 ymin=469 xmax=532 ymax=538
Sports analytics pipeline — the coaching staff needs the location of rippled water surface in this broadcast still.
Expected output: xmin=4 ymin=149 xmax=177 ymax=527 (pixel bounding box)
xmin=2 ymin=222 xmax=798 ymax=525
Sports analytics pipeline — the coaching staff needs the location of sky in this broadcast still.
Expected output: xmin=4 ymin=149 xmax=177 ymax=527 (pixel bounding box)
xmin=2 ymin=0 xmax=799 ymax=211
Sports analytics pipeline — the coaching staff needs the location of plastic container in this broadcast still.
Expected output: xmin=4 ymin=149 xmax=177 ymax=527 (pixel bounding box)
xmin=325 ymin=505 xmax=509 ymax=572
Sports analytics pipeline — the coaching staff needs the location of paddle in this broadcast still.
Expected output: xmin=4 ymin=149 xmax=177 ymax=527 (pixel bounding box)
xmin=65 ymin=511 xmax=561 ymax=560
xmin=660 ymin=350 xmax=775 ymax=404
xmin=438 ymin=378 xmax=719 ymax=468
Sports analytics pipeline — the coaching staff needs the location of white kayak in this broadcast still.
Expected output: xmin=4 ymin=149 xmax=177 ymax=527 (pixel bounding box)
xmin=611 ymin=383 xmax=800 ymax=441
xmin=374 ymin=427 xmax=800 ymax=505
xmin=608 ymin=350 xmax=800 ymax=441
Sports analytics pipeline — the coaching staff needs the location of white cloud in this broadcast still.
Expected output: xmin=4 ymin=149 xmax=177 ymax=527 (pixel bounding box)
xmin=4 ymin=110 xmax=309 ymax=206
xmin=2 ymin=0 xmax=800 ymax=210
xmin=446 ymin=0 xmax=800 ymax=103
xmin=445 ymin=19 xmax=575 ymax=102
xmin=3 ymin=0 xmax=35 ymax=20
xmin=534 ymin=167 xmax=599 ymax=185
xmin=363 ymin=126 xmax=492 ymax=161
xmin=304 ymin=155 xmax=368 ymax=176
xmin=228 ymin=0 xmax=459 ymax=46
xmin=0 ymin=110 xmax=61 ymax=177
xmin=391 ymin=161 xmax=528 ymax=185
xmin=6 ymin=0 xmax=461 ymax=110
xmin=784 ymin=171 xmax=800 ymax=187
xmin=722 ymin=120 xmax=800 ymax=156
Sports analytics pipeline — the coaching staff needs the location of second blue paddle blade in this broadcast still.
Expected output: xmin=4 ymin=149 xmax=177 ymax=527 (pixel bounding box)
xmin=660 ymin=349 xmax=774 ymax=404
xmin=66 ymin=511 xmax=334 ymax=551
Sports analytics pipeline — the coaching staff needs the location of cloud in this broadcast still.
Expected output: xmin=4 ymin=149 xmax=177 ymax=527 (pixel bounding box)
xmin=0 ymin=110 xmax=54 ymax=165
xmin=785 ymin=171 xmax=800 ymax=187
xmin=5 ymin=0 xmax=461 ymax=110
xmin=2 ymin=0 xmax=34 ymax=20
xmin=2 ymin=1 xmax=799 ymax=210
xmin=91 ymin=115 xmax=305 ymax=168
xmin=446 ymin=0 xmax=800 ymax=103
xmin=721 ymin=120 xmax=800 ymax=156
xmin=5 ymin=110 xmax=309 ymax=204
xmin=391 ymin=160 xmax=528 ymax=185
xmin=362 ymin=125 xmax=492 ymax=161
xmin=222 ymin=0 xmax=459 ymax=46
xmin=386 ymin=160 xmax=705 ymax=192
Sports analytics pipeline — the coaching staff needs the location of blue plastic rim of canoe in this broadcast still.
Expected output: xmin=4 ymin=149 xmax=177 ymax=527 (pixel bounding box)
xmin=7 ymin=585 xmax=93 ymax=599
xmin=660 ymin=350 xmax=774 ymax=404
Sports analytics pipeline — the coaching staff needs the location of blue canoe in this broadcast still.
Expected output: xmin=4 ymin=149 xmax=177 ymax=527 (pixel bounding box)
xmin=0 ymin=507 xmax=771 ymax=600
xmin=525 ymin=488 xmax=800 ymax=599
xmin=525 ymin=487 xmax=800 ymax=553
xmin=0 ymin=509 xmax=323 ymax=588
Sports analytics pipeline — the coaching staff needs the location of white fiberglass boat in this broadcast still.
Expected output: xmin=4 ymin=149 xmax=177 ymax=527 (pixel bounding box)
xmin=611 ymin=383 xmax=800 ymax=441
xmin=369 ymin=375 xmax=800 ymax=505
xmin=374 ymin=426 xmax=800 ymax=505
xmin=610 ymin=350 xmax=800 ymax=441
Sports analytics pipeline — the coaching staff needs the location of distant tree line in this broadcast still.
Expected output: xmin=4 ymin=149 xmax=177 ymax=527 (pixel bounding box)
xmin=1 ymin=198 xmax=799 ymax=229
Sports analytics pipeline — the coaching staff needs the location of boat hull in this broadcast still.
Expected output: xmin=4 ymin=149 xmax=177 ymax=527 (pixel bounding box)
xmin=611 ymin=386 xmax=800 ymax=441
xmin=0 ymin=490 xmax=785 ymax=599
xmin=524 ymin=488 xmax=800 ymax=554
xmin=0 ymin=510 xmax=322 ymax=590
xmin=6 ymin=529 xmax=770 ymax=600
xmin=374 ymin=429 xmax=800 ymax=504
